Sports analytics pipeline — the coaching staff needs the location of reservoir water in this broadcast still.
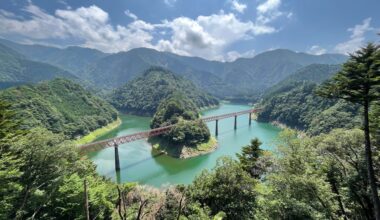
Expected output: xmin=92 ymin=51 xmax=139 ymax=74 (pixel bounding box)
xmin=88 ymin=103 xmax=281 ymax=187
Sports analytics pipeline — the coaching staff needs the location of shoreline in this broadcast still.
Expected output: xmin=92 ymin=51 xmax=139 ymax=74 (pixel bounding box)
xmin=75 ymin=118 xmax=122 ymax=145
xmin=150 ymin=136 xmax=218 ymax=159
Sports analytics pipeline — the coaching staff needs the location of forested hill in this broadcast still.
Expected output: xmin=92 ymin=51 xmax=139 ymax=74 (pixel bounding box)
xmin=0 ymin=39 xmax=347 ymax=98
xmin=0 ymin=38 xmax=107 ymax=75
xmin=84 ymin=48 xmax=347 ymax=97
xmin=0 ymin=44 xmax=78 ymax=89
xmin=110 ymin=67 xmax=219 ymax=116
xmin=263 ymin=64 xmax=342 ymax=98
xmin=257 ymin=64 xmax=361 ymax=135
xmin=0 ymin=78 xmax=118 ymax=139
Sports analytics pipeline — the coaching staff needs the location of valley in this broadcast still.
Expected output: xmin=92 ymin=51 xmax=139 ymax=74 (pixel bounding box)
xmin=0 ymin=26 xmax=379 ymax=219
xmin=88 ymin=103 xmax=281 ymax=186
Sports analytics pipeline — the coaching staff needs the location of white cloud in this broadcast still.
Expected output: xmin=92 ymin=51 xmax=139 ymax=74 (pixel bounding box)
xmin=257 ymin=0 xmax=280 ymax=14
xmin=230 ymin=0 xmax=247 ymax=14
xmin=164 ymin=0 xmax=177 ymax=7
xmin=256 ymin=0 xmax=283 ymax=24
xmin=334 ymin=18 xmax=374 ymax=54
xmin=156 ymin=12 xmax=275 ymax=60
xmin=308 ymin=45 xmax=327 ymax=55
xmin=225 ymin=49 xmax=255 ymax=62
xmin=0 ymin=3 xmax=284 ymax=61
xmin=0 ymin=4 xmax=154 ymax=53
xmin=124 ymin=10 xmax=138 ymax=20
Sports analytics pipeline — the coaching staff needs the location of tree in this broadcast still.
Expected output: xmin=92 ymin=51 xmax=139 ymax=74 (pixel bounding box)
xmin=236 ymin=138 xmax=264 ymax=178
xmin=187 ymin=157 xmax=257 ymax=219
xmin=0 ymin=100 xmax=24 ymax=219
xmin=317 ymin=43 xmax=380 ymax=219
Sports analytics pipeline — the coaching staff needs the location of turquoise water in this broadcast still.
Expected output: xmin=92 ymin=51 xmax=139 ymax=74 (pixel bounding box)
xmin=88 ymin=103 xmax=281 ymax=187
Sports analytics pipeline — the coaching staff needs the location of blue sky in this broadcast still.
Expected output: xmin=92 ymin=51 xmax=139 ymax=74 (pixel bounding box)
xmin=0 ymin=0 xmax=379 ymax=61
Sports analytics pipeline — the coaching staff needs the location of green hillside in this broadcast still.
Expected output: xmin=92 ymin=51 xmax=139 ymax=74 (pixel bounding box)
xmin=0 ymin=39 xmax=348 ymax=98
xmin=0 ymin=39 xmax=107 ymax=74
xmin=257 ymin=82 xmax=361 ymax=135
xmin=0 ymin=44 xmax=78 ymax=89
xmin=149 ymin=94 xmax=214 ymax=158
xmin=110 ymin=67 xmax=219 ymax=116
xmin=263 ymin=64 xmax=342 ymax=98
xmin=257 ymin=63 xmax=362 ymax=135
xmin=0 ymin=78 xmax=118 ymax=139
xmin=86 ymin=48 xmax=347 ymax=97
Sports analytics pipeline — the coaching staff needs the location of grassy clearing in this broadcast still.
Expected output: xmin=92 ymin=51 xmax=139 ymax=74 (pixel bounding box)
xmin=75 ymin=118 xmax=121 ymax=145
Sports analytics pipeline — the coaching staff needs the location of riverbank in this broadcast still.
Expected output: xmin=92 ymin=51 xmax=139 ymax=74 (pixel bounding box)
xmin=75 ymin=118 xmax=122 ymax=145
xmin=149 ymin=136 xmax=218 ymax=159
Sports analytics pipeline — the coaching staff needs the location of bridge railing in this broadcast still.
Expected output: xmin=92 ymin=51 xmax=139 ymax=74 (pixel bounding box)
xmin=202 ymin=109 xmax=259 ymax=122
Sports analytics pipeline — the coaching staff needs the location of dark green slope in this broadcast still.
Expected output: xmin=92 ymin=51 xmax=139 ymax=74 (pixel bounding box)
xmin=0 ymin=78 xmax=118 ymax=139
xmin=0 ymin=44 xmax=78 ymax=89
xmin=263 ymin=64 xmax=342 ymax=98
xmin=110 ymin=67 xmax=219 ymax=116
xmin=0 ymin=38 xmax=107 ymax=74
xmin=257 ymin=64 xmax=360 ymax=135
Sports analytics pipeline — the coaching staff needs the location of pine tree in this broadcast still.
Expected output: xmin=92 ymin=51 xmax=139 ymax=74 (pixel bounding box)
xmin=236 ymin=138 xmax=263 ymax=178
xmin=317 ymin=43 xmax=380 ymax=220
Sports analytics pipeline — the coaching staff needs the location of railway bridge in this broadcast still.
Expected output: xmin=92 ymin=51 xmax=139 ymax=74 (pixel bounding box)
xmin=80 ymin=108 xmax=260 ymax=171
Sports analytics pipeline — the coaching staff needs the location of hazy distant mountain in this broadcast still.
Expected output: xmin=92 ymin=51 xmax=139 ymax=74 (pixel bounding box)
xmin=84 ymin=48 xmax=347 ymax=97
xmin=82 ymin=48 xmax=236 ymax=97
xmin=0 ymin=39 xmax=348 ymax=98
xmin=110 ymin=67 xmax=219 ymax=116
xmin=223 ymin=49 xmax=347 ymax=91
xmin=0 ymin=44 xmax=77 ymax=89
xmin=0 ymin=38 xmax=107 ymax=74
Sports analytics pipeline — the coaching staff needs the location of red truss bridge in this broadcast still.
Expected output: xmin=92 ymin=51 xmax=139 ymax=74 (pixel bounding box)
xmin=79 ymin=108 xmax=260 ymax=171
xmin=79 ymin=108 xmax=260 ymax=152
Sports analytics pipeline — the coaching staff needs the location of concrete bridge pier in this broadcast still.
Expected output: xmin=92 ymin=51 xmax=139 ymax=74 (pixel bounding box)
xmin=215 ymin=119 xmax=219 ymax=136
xmin=249 ymin=113 xmax=252 ymax=126
xmin=114 ymin=144 xmax=120 ymax=171
xmin=234 ymin=115 xmax=237 ymax=130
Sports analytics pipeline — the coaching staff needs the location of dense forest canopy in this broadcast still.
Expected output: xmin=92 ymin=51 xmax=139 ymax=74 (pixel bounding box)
xmin=0 ymin=78 xmax=118 ymax=139
xmin=111 ymin=67 xmax=219 ymax=116
xmin=0 ymin=43 xmax=78 ymax=89
xmin=150 ymin=94 xmax=211 ymax=147
xmin=257 ymin=63 xmax=362 ymax=135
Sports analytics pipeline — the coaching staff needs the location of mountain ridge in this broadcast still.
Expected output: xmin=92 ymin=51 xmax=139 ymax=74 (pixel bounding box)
xmin=0 ymin=39 xmax=348 ymax=98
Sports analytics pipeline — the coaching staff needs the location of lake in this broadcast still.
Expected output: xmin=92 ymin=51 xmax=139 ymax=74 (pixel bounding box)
xmin=88 ymin=103 xmax=281 ymax=187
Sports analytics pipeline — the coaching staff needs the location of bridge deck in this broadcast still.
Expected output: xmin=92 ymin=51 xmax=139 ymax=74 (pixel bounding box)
xmin=79 ymin=108 xmax=260 ymax=151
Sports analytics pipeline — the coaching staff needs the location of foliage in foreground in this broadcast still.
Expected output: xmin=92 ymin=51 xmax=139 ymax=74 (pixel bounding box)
xmin=1 ymin=93 xmax=380 ymax=219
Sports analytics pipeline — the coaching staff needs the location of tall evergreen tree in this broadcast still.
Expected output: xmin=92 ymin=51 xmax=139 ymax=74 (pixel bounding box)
xmin=236 ymin=138 xmax=264 ymax=178
xmin=317 ymin=43 xmax=380 ymax=220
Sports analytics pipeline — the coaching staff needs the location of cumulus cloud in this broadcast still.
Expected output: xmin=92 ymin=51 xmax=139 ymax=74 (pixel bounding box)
xmin=256 ymin=0 xmax=286 ymax=24
xmin=156 ymin=12 xmax=275 ymax=60
xmin=230 ymin=0 xmax=247 ymax=14
xmin=307 ymin=45 xmax=327 ymax=55
xmin=0 ymin=4 xmax=154 ymax=52
xmin=334 ymin=18 xmax=374 ymax=54
xmin=0 ymin=2 xmax=286 ymax=61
